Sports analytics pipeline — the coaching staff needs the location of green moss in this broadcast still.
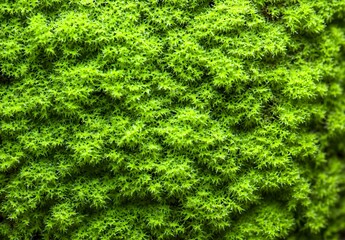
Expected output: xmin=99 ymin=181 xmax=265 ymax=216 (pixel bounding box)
xmin=0 ymin=0 xmax=345 ymax=239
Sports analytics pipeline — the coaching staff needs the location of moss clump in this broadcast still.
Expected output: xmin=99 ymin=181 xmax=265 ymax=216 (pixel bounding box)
xmin=0 ymin=0 xmax=345 ymax=239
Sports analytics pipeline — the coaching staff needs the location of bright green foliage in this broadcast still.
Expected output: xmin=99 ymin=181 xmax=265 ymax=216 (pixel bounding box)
xmin=0 ymin=0 xmax=345 ymax=239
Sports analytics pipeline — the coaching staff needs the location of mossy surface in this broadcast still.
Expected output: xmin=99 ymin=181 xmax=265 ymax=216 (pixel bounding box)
xmin=0 ymin=0 xmax=345 ymax=239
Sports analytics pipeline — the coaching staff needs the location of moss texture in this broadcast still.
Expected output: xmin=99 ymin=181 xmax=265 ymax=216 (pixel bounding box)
xmin=0 ymin=0 xmax=345 ymax=239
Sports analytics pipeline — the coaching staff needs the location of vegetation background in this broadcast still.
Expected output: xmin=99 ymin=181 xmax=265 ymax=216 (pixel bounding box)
xmin=0 ymin=0 xmax=345 ymax=239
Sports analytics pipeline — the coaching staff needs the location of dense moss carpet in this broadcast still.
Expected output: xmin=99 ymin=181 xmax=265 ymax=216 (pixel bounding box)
xmin=0 ymin=0 xmax=345 ymax=239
